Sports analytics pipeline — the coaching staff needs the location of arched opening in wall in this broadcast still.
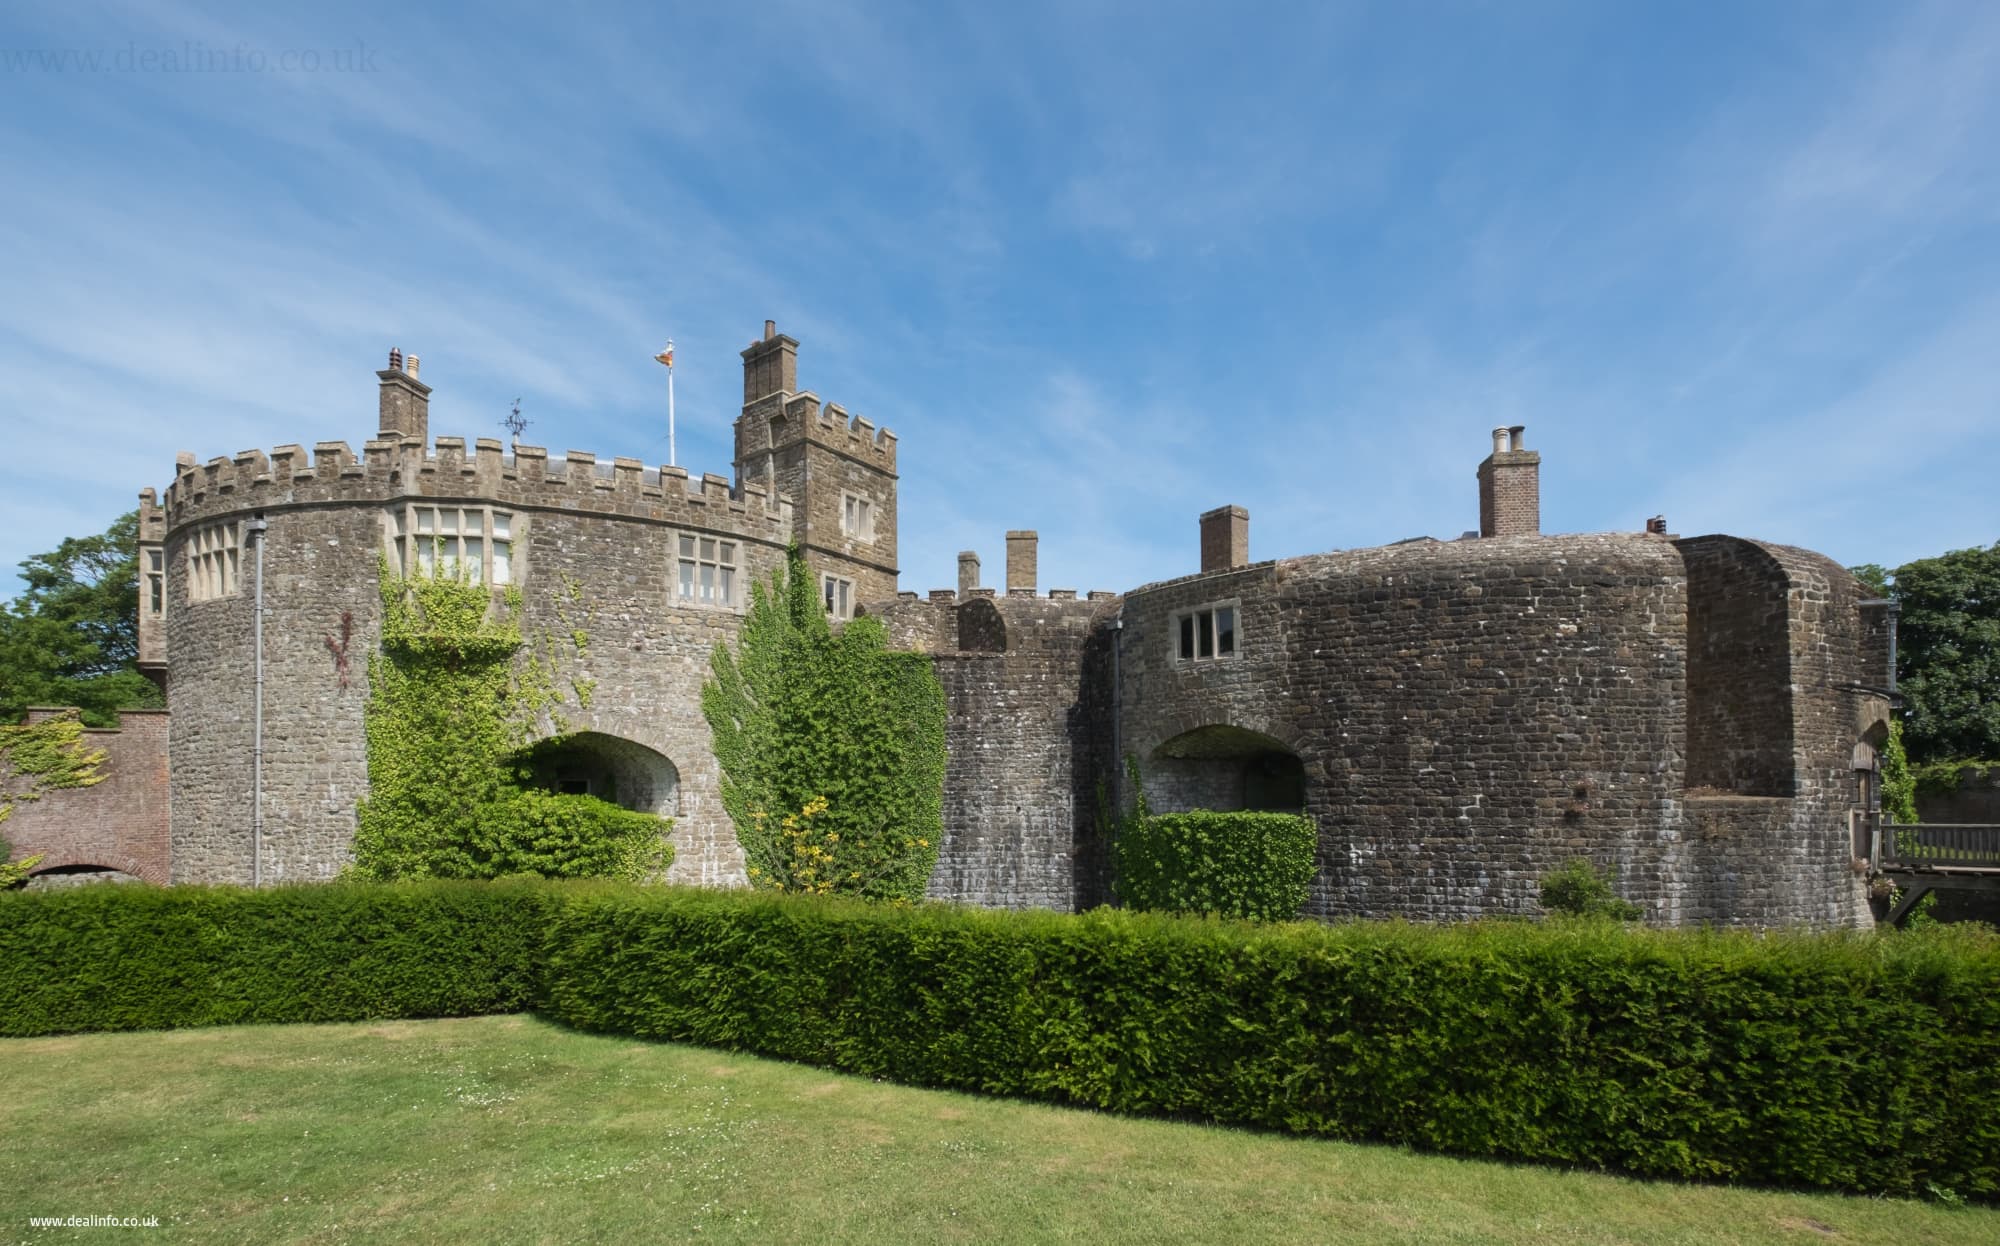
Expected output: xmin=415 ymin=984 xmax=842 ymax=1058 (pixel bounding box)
xmin=511 ymin=732 xmax=680 ymax=817
xmin=1678 ymin=537 xmax=1797 ymax=797
xmin=957 ymin=596 xmax=1008 ymax=653
xmin=1147 ymin=725 xmax=1306 ymax=813
xmin=25 ymin=865 xmax=142 ymax=891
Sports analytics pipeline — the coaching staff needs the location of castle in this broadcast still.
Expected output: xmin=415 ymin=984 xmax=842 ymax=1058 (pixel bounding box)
xmin=8 ymin=323 xmax=1895 ymax=926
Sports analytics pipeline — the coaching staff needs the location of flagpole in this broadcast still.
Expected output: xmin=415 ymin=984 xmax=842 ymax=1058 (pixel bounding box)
xmin=655 ymin=339 xmax=677 ymax=468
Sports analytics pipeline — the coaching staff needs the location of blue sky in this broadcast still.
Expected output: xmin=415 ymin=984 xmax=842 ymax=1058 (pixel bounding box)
xmin=2 ymin=0 xmax=1996 ymax=602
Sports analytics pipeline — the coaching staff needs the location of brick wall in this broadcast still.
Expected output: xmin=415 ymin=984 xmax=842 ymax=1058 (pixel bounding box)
xmin=1476 ymin=450 xmax=1540 ymax=537
xmin=4 ymin=709 xmax=169 ymax=884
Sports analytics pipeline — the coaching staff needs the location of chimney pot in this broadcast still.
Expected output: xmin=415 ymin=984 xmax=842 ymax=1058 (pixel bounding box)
xmin=740 ymin=325 xmax=799 ymax=403
xmin=378 ymin=350 xmax=433 ymax=444
xmin=1477 ymin=426 xmax=1540 ymax=538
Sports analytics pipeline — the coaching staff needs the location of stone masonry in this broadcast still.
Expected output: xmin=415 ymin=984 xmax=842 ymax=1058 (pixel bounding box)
xmin=19 ymin=321 xmax=1886 ymax=929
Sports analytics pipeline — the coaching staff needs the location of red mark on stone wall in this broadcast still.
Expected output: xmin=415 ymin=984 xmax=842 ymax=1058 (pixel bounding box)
xmin=325 ymin=611 xmax=355 ymax=690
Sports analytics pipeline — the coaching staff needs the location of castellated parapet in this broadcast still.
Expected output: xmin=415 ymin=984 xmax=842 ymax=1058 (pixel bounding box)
xmin=79 ymin=331 xmax=1884 ymax=932
xmin=152 ymin=325 xmax=892 ymax=889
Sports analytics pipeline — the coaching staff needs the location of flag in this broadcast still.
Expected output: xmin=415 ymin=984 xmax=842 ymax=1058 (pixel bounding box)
xmin=654 ymin=343 xmax=674 ymax=369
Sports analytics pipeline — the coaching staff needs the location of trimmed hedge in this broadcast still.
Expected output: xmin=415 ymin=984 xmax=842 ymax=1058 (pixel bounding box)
xmin=5 ymin=880 xmax=2000 ymax=1200
xmin=1114 ymin=811 xmax=1315 ymax=920
xmin=539 ymin=891 xmax=2000 ymax=1199
xmin=0 ymin=880 xmax=549 ymax=1035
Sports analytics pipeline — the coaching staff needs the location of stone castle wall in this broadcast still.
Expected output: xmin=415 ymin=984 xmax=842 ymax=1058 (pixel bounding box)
xmin=866 ymin=589 xmax=1115 ymax=910
xmin=1117 ymin=535 xmax=1692 ymax=922
xmin=158 ymin=440 xmax=801 ymax=884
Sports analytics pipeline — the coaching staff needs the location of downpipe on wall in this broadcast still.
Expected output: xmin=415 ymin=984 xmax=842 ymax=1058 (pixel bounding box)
xmin=247 ymin=514 xmax=267 ymax=887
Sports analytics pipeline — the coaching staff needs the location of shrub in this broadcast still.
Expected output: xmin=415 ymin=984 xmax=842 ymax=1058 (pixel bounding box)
xmin=478 ymin=789 xmax=672 ymax=881
xmin=8 ymin=880 xmax=2000 ymax=1200
xmin=0 ymin=880 xmax=550 ymax=1036
xmin=541 ymin=888 xmax=2000 ymax=1200
xmin=1113 ymin=810 xmax=1315 ymax=921
xmin=1539 ymin=859 xmax=1642 ymax=920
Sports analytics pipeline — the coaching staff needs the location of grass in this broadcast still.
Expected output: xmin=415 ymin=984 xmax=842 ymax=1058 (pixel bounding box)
xmin=2 ymin=1016 xmax=1993 ymax=1245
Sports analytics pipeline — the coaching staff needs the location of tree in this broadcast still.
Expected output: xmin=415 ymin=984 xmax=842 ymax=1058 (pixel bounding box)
xmin=0 ymin=511 xmax=162 ymax=725
xmin=703 ymin=548 xmax=946 ymax=900
xmin=1855 ymin=542 xmax=2000 ymax=764
xmin=1 ymin=709 xmax=107 ymax=886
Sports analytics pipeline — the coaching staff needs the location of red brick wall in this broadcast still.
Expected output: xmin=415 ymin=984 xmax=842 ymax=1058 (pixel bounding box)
xmin=4 ymin=709 xmax=170 ymax=884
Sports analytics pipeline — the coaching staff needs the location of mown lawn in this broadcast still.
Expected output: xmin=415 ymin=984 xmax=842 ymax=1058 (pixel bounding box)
xmin=1 ymin=1015 xmax=1991 ymax=1245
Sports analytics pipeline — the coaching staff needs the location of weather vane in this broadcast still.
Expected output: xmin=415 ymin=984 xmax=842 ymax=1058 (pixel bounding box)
xmin=501 ymin=397 xmax=529 ymax=443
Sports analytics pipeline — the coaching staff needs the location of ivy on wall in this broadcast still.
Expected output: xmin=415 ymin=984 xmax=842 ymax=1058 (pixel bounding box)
xmin=1 ymin=708 xmax=107 ymax=886
xmin=351 ymin=563 xmax=670 ymax=882
xmin=703 ymin=547 xmax=947 ymax=901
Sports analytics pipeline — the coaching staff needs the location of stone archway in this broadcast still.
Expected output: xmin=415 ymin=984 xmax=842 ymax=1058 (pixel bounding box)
xmin=1147 ymin=724 xmax=1306 ymax=813
xmin=511 ymin=732 xmax=680 ymax=817
xmin=25 ymin=864 xmax=144 ymax=890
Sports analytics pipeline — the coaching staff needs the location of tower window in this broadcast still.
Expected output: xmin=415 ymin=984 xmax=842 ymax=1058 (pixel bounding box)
xmin=386 ymin=505 xmax=516 ymax=587
xmin=823 ymin=574 xmax=854 ymax=620
xmin=146 ymin=548 xmax=165 ymax=615
xmin=676 ymin=534 xmax=738 ymax=608
xmin=1174 ymin=602 xmax=1238 ymax=663
xmin=187 ymin=521 xmax=241 ymax=602
xmin=841 ymin=493 xmax=875 ymax=542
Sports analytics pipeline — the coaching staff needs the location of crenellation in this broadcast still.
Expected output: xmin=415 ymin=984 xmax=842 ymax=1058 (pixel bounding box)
xmin=114 ymin=323 xmax=1873 ymax=932
xmin=474 ymin=439 xmax=505 ymax=484
xmin=312 ymin=441 xmax=354 ymax=478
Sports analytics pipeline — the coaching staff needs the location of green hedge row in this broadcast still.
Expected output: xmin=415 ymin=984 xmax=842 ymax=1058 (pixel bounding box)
xmin=0 ymin=880 xmax=548 ymax=1035
xmin=5 ymin=881 xmax=1999 ymax=1200
xmin=539 ymin=890 xmax=2000 ymax=1199
xmin=1113 ymin=811 xmax=1316 ymax=920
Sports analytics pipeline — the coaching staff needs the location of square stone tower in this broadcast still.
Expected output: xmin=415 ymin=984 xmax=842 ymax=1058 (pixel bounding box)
xmin=731 ymin=322 xmax=899 ymax=611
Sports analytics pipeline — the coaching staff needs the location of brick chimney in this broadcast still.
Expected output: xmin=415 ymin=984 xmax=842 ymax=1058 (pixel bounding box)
xmin=1200 ymin=505 xmax=1249 ymax=573
xmin=377 ymin=347 xmax=431 ymax=443
xmin=740 ymin=319 xmax=798 ymax=404
xmin=1005 ymin=531 xmax=1037 ymax=596
xmin=1477 ymin=425 xmax=1540 ymax=538
xmin=958 ymin=550 xmax=981 ymax=595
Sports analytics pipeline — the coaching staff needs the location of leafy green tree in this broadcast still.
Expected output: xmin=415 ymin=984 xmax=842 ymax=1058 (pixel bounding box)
xmin=0 ymin=511 xmax=162 ymax=725
xmin=1892 ymin=542 xmax=2000 ymax=764
xmin=703 ymin=548 xmax=946 ymax=901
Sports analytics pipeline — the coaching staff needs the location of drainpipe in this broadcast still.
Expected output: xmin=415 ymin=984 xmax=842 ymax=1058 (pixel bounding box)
xmin=247 ymin=514 xmax=268 ymax=887
xmin=1885 ymin=602 xmax=1900 ymax=695
xmin=1112 ymin=612 xmax=1128 ymax=808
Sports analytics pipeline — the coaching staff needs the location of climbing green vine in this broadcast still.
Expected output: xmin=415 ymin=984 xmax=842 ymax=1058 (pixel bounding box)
xmin=703 ymin=547 xmax=947 ymax=901
xmin=351 ymin=561 xmax=671 ymax=882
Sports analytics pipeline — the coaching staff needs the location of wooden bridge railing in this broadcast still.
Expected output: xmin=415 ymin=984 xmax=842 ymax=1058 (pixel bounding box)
xmin=1868 ymin=818 xmax=2000 ymax=871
